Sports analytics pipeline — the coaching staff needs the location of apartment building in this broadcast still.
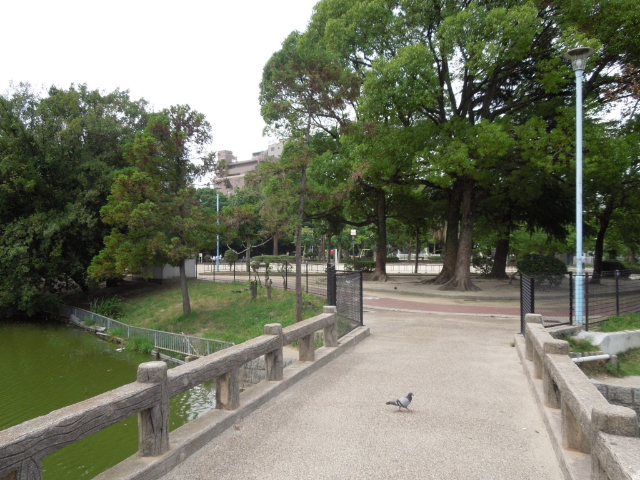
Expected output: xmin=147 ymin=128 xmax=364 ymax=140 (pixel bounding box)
xmin=214 ymin=141 xmax=284 ymax=195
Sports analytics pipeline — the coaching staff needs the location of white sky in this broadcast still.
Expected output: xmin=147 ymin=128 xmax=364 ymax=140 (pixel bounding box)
xmin=1 ymin=0 xmax=319 ymax=165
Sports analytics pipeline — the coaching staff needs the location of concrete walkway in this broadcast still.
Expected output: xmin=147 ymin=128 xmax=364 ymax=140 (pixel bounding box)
xmin=159 ymin=281 xmax=564 ymax=480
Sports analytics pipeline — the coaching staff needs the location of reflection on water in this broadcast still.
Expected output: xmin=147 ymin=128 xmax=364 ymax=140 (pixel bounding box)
xmin=0 ymin=318 xmax=217 ymax=479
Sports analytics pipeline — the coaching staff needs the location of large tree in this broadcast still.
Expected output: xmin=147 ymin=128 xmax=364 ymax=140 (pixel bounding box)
xmin=0 ymin=84 xmax=148 ymax=316
xmin=89 ymin=105 xmax=216 ymax=315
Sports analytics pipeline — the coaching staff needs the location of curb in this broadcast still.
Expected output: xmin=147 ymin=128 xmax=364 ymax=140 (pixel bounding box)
xmin=364 ymin=305 xmax=520 ymax=318
xmin=514 ymin=334 xmax=591 ymax=480
xmin=95 ymin=326 xmax=371 ymax=480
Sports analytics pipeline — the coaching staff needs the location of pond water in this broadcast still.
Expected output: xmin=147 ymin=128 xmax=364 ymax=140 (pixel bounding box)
xmin=0 ymin=318 xmax=216 ymax=479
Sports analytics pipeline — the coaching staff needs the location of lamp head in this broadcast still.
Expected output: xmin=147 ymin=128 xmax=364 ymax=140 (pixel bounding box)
xmin=564 ymin=46 xmax=595 ymax=72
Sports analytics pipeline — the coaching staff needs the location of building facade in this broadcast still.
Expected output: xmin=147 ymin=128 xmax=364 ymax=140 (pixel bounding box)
xmin=214 ymin=141 xmax=284 ymax=195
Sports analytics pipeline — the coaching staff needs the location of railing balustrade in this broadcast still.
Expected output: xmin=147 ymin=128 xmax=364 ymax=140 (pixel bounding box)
xmin=0 ymin=307 xmax=340 ymax=480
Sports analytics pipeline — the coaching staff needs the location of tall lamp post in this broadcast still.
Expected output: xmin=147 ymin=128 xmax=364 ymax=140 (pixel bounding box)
xmin=215 ymin=183 xmax=220 ymax=272
xmin=564 ymin=46 xmax=594 ymax=325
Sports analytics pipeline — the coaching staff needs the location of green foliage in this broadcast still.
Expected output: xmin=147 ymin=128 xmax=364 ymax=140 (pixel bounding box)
xmin=129 ymin=336 xmax=154 ymax=355
xmin=472 ymin=254 xmax=494 ymax=277
xmin=518 ymin=253 xmax=567 ymax=285
xmin=0 ymin=83 xmax=148 ymax=316
xmin=109 ymin=327 xmax=125 ymax=338
xmin=90 ymin=296 xmax=124 ymax=319
xmin=224 ymin=249 xmax=239 ymax=265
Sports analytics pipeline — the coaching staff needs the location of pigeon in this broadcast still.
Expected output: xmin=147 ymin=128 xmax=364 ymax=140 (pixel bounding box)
xmin=386 ymin=392 xmax=413 ymax=412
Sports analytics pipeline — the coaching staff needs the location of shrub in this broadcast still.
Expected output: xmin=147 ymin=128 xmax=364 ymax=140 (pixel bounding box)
xmin=472 ymin=253 xmax=493 ymax=276
xmin=518 ymin=253 xmax=567 ymax=286
xmin=344 ymin=259 xmax=375 ymax=272
xmin=130 ymin=336 xmax=154 ymax=355
xmin=601 ymin=260 xmax=627 ymax=274
xmin=90 ymin=295 xmax=123 ymax=319
xmin=387 ymin=255 xmax=400 ymax=263
xmin=224 ymin=249 xmax=239 ymax=265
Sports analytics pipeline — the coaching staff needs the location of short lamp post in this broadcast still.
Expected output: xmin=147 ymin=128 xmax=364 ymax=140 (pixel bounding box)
xmin=564 ymin=46 xmax=594 ymax=325
xmin=350 ymin=229 xmax=356 ymax=260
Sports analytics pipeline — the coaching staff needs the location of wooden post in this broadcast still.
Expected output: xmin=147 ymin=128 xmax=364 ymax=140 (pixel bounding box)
xmin=323 ymin=306 xmax=338 ymax=347
xmin=264 ymin=323 xmax=283 ymax=381
xmin=137 ymin=361 xmax=170 ymax=457
xmin=216 ymin=369 xmax=240 ymax=410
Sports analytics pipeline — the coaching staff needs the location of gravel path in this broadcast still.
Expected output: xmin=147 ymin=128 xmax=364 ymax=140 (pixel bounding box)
xmin=159 ymin=309 xmax=563 ymax=480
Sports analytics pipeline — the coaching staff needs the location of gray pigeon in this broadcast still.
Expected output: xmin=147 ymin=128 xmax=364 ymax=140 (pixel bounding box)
xmin=386 ymin=392 xmax=413 ymax=412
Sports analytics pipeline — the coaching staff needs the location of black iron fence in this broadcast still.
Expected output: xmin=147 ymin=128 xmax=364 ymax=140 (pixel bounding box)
xmin=520 ymin=270 xmax=640 ymax=333
xmin=202 ymin=262 xmax=362 ymax=338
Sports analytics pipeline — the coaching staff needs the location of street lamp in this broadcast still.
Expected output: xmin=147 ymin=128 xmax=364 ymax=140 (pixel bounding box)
xmin=564 ymin=46 xmax=594 ymax=325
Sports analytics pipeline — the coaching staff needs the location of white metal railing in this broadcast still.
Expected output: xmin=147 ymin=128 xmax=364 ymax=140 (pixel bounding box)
xmin=61 ymin=306 xmax=234 ymax=356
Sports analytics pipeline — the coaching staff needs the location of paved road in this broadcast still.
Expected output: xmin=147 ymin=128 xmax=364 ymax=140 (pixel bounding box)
xmin=160 ymin=287 xmax=563 ymax=480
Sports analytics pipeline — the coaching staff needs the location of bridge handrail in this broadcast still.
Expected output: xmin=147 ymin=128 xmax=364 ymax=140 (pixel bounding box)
xmin=524 ymin=314 xmax=640 ymax=479
xmin=0 ymin=306 xmax=339 ymax=480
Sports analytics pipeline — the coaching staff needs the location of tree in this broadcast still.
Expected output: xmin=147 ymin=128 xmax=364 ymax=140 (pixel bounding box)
xmin=89 ymin=105 xmax=216 ymax=315
xmin=0 ymin=83 xmax=148 ymax=316
xmin=260 ymin=31 xmax=359 ymax=320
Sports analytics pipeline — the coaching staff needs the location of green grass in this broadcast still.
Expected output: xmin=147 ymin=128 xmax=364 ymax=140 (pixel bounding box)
xmin=562 ymin=335 xmax=598 ymax=353
xmin=591 ymin=312 xmax=640 ymax=333
xmin=118 ymin=280 xmax=326 ymax=344
xmin=129 ymin=337 xmax=155 ymax=355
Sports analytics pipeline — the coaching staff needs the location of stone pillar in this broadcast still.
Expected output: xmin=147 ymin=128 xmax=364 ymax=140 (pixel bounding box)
xmin=590 ymin=404 xmax=638 ymax=479
xmin=299 ymin=333 xmax=315 ymax=362
xmin=137 ymin=361 xmax=170 ymax=457
xmin=216 ymin=369 xmax=240 ymax=410
xmin=323 ymin=306 xmax=338 ymax=348
xmin=264 ymin=323 xmax=283 ymax=381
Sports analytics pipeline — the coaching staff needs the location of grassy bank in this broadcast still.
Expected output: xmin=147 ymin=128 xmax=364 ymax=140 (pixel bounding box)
xmin=93 ymin=280 xmax=326 ymax=345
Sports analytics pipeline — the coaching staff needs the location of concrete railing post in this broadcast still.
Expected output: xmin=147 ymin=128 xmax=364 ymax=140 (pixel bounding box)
xmin=525 ymin=313 xmax=543 ymax=362
xmin=322 ymin=306 xmax=338 ymax=348
xmin=137 ymin=361 xmax=170 ymax=457
xmin=542 ymin=342 xmax=569 ymax=409
xmin=216 ymin=369 xmax=240 ymax=411
xmin=264 ymin=323 xmax=284 ymax=381
xmin=299 ymin=333 xmax=315 ymax=362
xmin=590 ymin=405 xmax=638 ymax=480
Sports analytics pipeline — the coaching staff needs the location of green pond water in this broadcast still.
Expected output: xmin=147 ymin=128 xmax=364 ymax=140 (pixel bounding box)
xmin=0 ymin=318 xmax=216 ymax=479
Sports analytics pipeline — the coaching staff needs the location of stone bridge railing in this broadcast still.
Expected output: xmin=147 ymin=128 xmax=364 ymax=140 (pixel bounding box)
xmin=0 ymin=306 xmax=368 ymax=480
xmin=518 ymin=313 xmax=640 ymax=480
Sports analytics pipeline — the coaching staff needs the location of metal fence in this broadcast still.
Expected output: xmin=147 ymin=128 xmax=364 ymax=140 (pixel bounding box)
xmin=61 ymin=306 xmax=234 ymax=356
xmin=519 ymin=270 xmax=640 ymax=333
xmin=330 ymin=268 xmax=364 ymax=337
xmin=200 ymin=261 xmax=327 ymax=296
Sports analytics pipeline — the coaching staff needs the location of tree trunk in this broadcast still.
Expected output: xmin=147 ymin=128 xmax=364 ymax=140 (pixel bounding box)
xmin=371 ymin=189 xmax=388 ymax=282
xmin=273 ymin=233 xmax=279 ymax=256
xmin=440 ymin=180 xmax=480 ymax=291
xmin=179 ymin=260 xmax=191 ymax=315
xmin=431 ymin=187 xmax=461 ymax=284
xmin=246 ymin=236 xmax=252 ymax=272
xmin=488 ymin=237 xmax=510 ymax=279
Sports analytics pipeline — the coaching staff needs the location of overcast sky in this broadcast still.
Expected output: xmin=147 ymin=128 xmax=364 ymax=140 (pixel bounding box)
xmin=1 ymin=0 xmax=319 ymax=166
